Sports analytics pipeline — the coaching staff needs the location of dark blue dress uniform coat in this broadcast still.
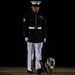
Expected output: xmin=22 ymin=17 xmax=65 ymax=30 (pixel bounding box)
xmin=23 ymin=11 xmax=47 ymax=43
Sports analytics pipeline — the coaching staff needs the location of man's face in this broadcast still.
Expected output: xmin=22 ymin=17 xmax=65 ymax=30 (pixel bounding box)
xmin=31 ymin=6 xmax=40 ymax=13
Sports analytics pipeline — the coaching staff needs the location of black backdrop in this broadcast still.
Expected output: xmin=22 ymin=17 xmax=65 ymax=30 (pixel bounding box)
xmin=0 ymin=0 xmax=75 ymax=67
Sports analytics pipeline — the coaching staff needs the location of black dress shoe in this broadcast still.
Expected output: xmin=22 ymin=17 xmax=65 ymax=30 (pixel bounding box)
xmin=27 ymin=70 xmax=33 ymax=73
xmin=37 ymin=69 xmax=42 ymax=75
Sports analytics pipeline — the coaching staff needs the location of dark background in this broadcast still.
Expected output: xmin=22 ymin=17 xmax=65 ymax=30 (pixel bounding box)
xmin=0 ymin=0 xmax=74 ymax=67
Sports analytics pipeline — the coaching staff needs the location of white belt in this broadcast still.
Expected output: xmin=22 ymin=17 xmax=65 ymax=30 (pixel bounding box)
xmin=29 ymin=27 xmax=42 ymax=29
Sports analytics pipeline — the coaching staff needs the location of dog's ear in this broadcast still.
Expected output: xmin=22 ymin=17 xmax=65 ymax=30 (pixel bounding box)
xmin=47 ymin=58 xmax=50 ymax=62
xmin=49 ymin=59 xmax=50 ymax=62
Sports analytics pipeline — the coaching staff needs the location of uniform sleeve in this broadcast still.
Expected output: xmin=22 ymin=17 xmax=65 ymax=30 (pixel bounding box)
xmin=23 ymin=13 xmax=28 ymax=38
xmin=42 ymin=14 xmax=47 ymax=38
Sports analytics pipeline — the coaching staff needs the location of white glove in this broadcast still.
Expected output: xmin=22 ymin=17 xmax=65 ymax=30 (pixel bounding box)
xmin=44 ymin=38 xmax=46 ymax=42
xmin=25 ymin=37 xmax=29 ymax=42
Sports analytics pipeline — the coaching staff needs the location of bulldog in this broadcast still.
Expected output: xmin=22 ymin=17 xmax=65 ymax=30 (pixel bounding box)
xmin=42 ymin=57 xmax=55 ymax=75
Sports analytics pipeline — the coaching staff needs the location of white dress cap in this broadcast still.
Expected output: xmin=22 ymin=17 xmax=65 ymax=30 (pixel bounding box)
xmin=30 ymin=0 xmax=41 ymax=5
